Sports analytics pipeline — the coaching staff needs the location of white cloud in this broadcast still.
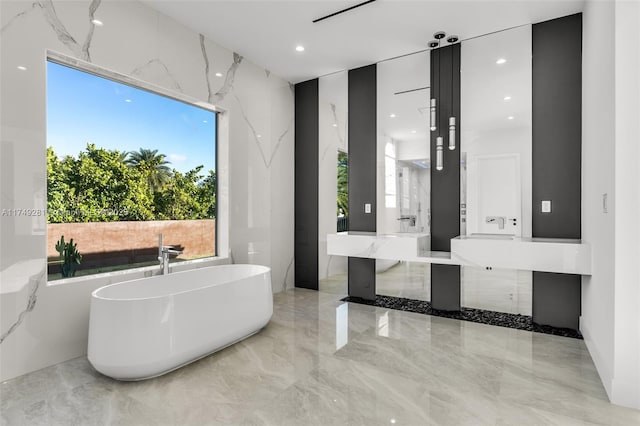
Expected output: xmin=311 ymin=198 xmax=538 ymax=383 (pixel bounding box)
xmin=168 ymin=153 xmax=187 ymax=163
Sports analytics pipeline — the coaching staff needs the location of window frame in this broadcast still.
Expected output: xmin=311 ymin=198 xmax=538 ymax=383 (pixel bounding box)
xmin=45 ymin=51 xmax=229 ymax=285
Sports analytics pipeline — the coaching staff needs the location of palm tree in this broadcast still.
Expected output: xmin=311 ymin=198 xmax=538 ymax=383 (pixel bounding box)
xmin=117 ymin=150 xmax=129 ymax=163
xmin=126 ymin=148 xmax=172 ymax=192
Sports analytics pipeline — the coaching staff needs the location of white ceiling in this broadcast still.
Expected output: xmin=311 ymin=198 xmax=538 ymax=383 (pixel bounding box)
xmin=143 ymin=0 xmax=584 ymax=83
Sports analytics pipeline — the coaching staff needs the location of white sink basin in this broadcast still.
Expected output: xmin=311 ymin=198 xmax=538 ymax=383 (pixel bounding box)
xmin=451 ymin=235 xmax=591 ymax=274
xmin=327 ymin=232 xmax=429 ymax=261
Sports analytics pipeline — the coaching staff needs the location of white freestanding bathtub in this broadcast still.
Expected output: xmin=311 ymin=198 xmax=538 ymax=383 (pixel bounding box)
xmin=87 ymin=264 xmax=272 ymax=380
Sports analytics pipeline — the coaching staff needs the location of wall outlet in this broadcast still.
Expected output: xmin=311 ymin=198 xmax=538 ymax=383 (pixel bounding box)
xmin=364 ymin=203 xmax=371 ymax=214
xmin=541 ymin=200 xmax=552 ymax=213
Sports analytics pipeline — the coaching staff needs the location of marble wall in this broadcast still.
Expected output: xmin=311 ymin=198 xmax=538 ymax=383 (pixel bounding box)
xmin=0 ymin=0 xmax=294 ymax=381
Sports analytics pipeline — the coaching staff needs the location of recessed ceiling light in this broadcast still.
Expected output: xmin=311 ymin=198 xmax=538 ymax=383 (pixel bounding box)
xmin=17 ymin=66 xmax=27 ymax=71
xmin=91 ymin=19 xmax=103 ymax=26
xmin=295 ymin=45 xmax=305 ymax=52
xmin=503 ymin=96 xmax=511 ymax=101
xmin=257 ymin=134 xmax=262 ymax=138
xmin=125 ymin=99 xmax=132 ymax=103
xmin=508 ymin=116 xmax=514 ymax=120
xmin=215 ymin=72 xmax=223 ymax=77
xmin=411 ymin=130 xmax=417 ymax=134
xmin=496 ymin=58 xmax=507 ymax=65
xmin=390 ymin=420 xmax=397 ymax=424
xmin=389 ymin=113 xmax=396 ymax=118
xmin=332 ymin=123 xmax=338 ymax=127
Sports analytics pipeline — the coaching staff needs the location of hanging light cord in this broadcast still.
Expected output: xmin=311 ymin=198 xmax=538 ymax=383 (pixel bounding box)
xmin=435 ymin=49 xmax=444 ymax=171
xmin=449 ymin=47 xmax=456 ymax=151
xmin=451 ymin=49 xmax=454 ymax=124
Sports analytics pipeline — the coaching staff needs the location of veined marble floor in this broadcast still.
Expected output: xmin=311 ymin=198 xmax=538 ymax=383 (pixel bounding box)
xmin=2 ymin=288 xmax=639 ymax=425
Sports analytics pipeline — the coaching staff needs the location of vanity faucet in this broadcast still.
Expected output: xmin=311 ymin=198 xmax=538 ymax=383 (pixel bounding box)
xmin=485 ymin=216 xmax=506 ymax=230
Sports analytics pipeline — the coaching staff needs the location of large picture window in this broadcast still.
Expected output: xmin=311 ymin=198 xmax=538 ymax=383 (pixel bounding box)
xmin=46 ymin=60 xmax=217 ymax=281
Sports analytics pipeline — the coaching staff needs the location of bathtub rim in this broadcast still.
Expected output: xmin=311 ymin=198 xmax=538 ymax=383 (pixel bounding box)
xmin=91 ymin=263 xmax=271 ymax=302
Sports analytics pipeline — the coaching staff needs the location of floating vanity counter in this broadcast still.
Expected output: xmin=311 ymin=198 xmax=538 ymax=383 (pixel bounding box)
xmin=450 ymin=235 xmax=591 ymax=275
xmin=327 ymin=233 xmax=591 ymax=274
xmin=328 ymin=232 xmax=426 ymax=261
xmin=327 ymin=232 xmax=458 ymax=264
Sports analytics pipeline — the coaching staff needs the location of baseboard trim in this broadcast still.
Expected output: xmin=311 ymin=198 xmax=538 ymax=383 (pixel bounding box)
xmin=580 ymin=316 xmax=614 ymax=399
xmin=611 ymin=376 xmax=640 ymax=409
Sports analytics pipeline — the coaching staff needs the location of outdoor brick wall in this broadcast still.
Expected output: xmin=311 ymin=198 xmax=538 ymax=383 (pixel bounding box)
xmin=47 ymin=220 xmax=215 ymax=271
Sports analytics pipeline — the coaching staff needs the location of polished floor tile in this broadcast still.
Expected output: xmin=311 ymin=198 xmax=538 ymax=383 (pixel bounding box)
xmin=320 ymin=262 xmax=533 ymax=315
xmin=2 ymin=288 xmax=639 ymax=426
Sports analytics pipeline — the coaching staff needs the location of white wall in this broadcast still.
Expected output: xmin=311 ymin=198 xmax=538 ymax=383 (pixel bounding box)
xmin=318 ymin=72 xmax=348 ymax=280
xmin=581 ymin=0 xmax=618 ymax=402
xmin=0 ymin=0 xmax=294 ymax=381
xmin=612 ymin=0 xmax=640 ymax=409
xmin=582 ymin=0 xmax=640 ymax=409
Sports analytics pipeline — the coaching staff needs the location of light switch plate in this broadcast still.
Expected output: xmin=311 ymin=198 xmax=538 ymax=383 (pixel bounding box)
xmin=541 ymin=200 xmax=551 ymax=213
xmin=364 ymin=203 xmax=371 ymax=214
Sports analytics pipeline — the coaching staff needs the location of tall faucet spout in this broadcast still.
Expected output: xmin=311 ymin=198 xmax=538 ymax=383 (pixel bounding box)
xmin=160 ymin=244 xmax=184 ymax=275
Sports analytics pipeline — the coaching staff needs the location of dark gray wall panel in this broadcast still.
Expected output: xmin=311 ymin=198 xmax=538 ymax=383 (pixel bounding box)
xmin=430 ymin=45 xmax=461 ymax=252
xmin=294 ymin=79 xmax=319 ymax=290
xmin=348 ymin=258 xmax=376 ymax=299
xmin=347 ymin=65 xmax=377 ymax=300
xmin=430 ymin=45 xmax=461 ymax=311
xmin=348 ymin=65 xmax=377 ymax=232
xmin=431 ymin=265 xmax=461 ymax=311
xmin=532 ymin=14 xmax=582 ymax=328
xmin=533 ymin=272 xmax=581 ymax=330
xmin=532 ymin=13 xmax=582 ymax=239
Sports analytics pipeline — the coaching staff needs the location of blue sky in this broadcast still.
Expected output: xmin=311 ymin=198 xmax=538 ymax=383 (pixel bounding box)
xmin=46 ymin=61 xmax=216 ymax=175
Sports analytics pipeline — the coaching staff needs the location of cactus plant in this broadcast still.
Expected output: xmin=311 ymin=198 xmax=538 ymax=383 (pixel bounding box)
xmin=55 ymin=236 xmax=82 ymax=277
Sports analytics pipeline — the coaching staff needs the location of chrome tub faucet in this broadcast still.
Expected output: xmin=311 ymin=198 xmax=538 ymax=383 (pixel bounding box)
xmin=158 ymin=234 xmax=184 ymax=275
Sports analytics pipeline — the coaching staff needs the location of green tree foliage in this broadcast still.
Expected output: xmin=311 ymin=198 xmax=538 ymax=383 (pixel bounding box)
xmin=198 ymin=170 xmax=217 ymax=219
xmin=47 ymin=147 xmax=73 ymax=222
xmin=125 ymin=148 xmax=172 ymax=192
xmin=337 ymin=151 xmax=349 ymax=217
xmin=46 ymin=145 xmax=216 ymax=223
xmin=153 ymin=166 xmax=215 ymax=220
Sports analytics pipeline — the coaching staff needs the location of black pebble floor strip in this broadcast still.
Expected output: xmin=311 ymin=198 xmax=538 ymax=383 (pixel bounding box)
xmin=341 ymin=294 xmax=583 ymax=339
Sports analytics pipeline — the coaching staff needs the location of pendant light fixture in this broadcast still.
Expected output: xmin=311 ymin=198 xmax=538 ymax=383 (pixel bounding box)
xmin=448 ymin=117 xmax=456 ymax=151
xmin=430 ymin=98 xmax=437 ymax=131
xmin=429 ymin=31 xmax=454 ymax=171
xmin=436 ymin=46 xmax=444 ymax=172
xmin=429 ymin=31 xmax=445 ymax=133
xmin=436 ymin=136 xmax=444 ymax=171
